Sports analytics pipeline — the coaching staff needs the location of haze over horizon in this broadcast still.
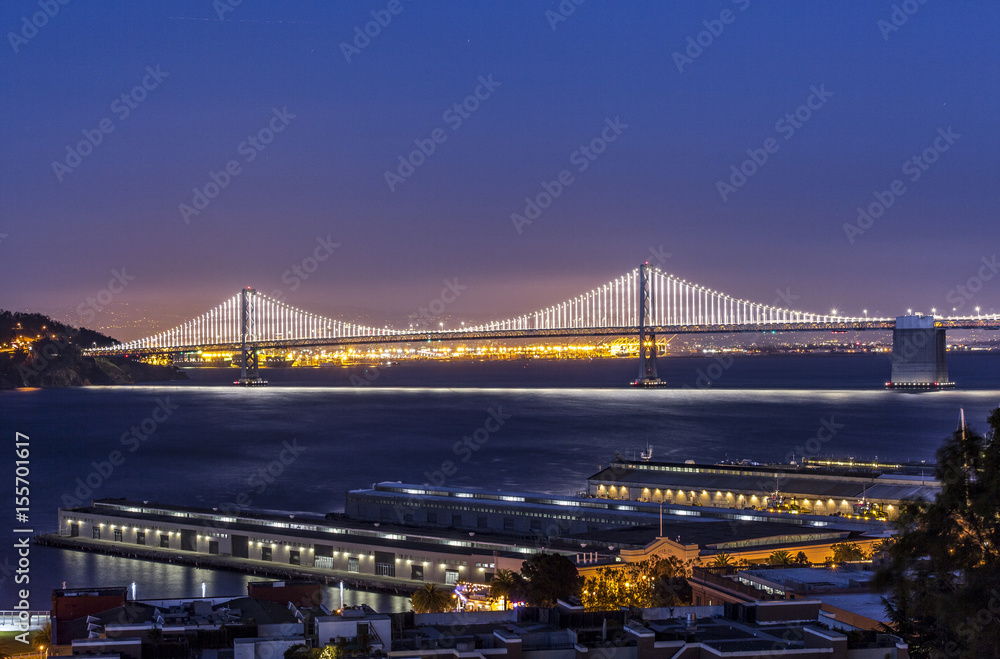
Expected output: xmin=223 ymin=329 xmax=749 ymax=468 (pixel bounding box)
xmin=2 ymin=1 xmax=998 ymax=341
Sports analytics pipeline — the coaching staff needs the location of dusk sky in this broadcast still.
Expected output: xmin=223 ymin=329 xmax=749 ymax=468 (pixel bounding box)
xmin=2 ymin=1 xmax=998 ymax=340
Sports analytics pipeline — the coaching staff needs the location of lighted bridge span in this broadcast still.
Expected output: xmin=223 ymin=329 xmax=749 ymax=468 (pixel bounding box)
xmin=86 ymin=264 xmax=999 ymax=386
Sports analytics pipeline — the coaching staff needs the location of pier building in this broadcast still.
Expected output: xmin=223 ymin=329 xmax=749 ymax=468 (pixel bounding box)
xmin=56 ymin=498 xmax=546 ymax=587
xmin=585 ymin=457 xmax=940 ymax=520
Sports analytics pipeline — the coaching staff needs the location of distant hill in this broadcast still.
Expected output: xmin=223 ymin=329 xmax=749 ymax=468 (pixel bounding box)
xmin=0 ymin=310 xmax=187 ymax=389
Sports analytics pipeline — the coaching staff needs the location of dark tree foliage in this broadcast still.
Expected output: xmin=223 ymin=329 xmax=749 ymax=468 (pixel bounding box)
xmin=490 ymin=568 xmax=527 ymax=606
xmin=0 ymin=308 xmax=184 ymax=388
xmin=829 ymin=542 xmax=865 ymax=563
xmin=411 ymin=583 xmax=452 ymax=613
xmin=0 ymin=309 xmax=117 ymax=347
xmin=874 ymin=408 xmax=1000 ymax=658
xmin=519 ymin=553 xmax=582 ymax=607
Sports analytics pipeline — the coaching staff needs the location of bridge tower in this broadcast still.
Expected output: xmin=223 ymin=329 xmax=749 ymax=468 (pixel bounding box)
xmin=632 ymin=263 xmax=665 ymax=387
xmin=887 ymin=315 xmax=952 ymax=389
xmin=236 ymin=288 xmax=267 ymax=386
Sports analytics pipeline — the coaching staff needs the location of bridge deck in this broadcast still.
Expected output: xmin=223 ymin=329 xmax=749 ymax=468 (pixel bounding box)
xmin=86 ymin=319 xmax=1000 ymax=357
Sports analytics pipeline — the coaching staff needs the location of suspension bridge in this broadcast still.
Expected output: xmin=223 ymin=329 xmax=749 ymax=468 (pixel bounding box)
xmin=85 ymin=264 xmax=1000 ymax=387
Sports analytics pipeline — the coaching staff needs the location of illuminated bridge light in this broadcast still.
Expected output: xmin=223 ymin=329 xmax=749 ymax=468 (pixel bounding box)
xmin=84 ymin=264 xmax=991 ymax=360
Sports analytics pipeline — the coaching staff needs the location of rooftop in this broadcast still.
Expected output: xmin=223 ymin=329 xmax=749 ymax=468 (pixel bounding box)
xmin=589 ymin=462 xmax=939 ymax=503
xmin=66 ymin=498 xmax=553 ymax=559
xmin=743 ymin=566 xmax=875 ymax=592
xmin=355 ymin=482 xmax=883 ymax=532
xmin=567 ymin=522 xmax=855 ymax=552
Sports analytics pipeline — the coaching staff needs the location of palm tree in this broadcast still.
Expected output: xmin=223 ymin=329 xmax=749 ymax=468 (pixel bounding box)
xmin=411 ymin=583 xmax=452 ymax=613
xmin=32 ymin=622 xmax=51 ymax=650
xmin=710 ymin=553 xmax=733 ymax=567
xmin=489 ymin=569 xmax=522 ymax=608
xmin=768 ymin=550 xmax=793 ymax=565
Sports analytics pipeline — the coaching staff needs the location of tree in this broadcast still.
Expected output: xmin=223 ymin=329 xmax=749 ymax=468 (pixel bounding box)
xmin=285 ymin=646 xmax=341 ymax=659
xmin=794 ymin=551 xmax=809 ymax=565
xmin=866 ymin=537 xmax=894 ymax=562
xmin=411 ymin=583 xmax=453 ymax=613
xmin=768 ymin=550 xmax=793 ymax=565
xmin=520 ymin=553 xmax=581 ymax=607
xmin=829 ymin=542 xmax=864 ymax=563
xmin=710 ymin=552 xmax=733 ymax=567
xmin=318 ymin=646 xmax=343 ymax=659
xmin=32 ymin=623 xmax=51 ymax=650
xmin=652 ymin=560 xmax=692 ymax=609
xmin=581 ymin=555 xmax=692 ymax=611
xmin=874 ymin=408 xmax=1000 ymax=658
xmin=490 ymin=568 xmax=526 ymax=608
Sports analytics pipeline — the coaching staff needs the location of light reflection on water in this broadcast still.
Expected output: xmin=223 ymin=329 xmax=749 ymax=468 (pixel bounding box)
xmin=35 ymin=546 xmax=412 ymax=612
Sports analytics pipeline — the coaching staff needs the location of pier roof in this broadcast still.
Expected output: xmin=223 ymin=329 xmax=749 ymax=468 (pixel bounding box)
xmin=65 ymin=499 xmax=558 ymax=560
xmin=588 ymin=462 xmax=940 ymax=502
xmin=567 ymin=523 xmax=854 ymax=553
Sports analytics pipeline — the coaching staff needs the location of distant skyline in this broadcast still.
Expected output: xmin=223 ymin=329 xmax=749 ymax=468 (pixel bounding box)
xmin=2 ymin=1 xmax=998 ymax=341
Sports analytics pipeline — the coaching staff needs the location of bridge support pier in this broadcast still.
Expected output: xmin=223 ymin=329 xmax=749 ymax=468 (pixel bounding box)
xmin=887 ymin=315 xmax=952 ymax=389
xmin=236 ymin=287 xmax=267 ymax=386
xmin=632 ymin=263 xmax=666 ymax=387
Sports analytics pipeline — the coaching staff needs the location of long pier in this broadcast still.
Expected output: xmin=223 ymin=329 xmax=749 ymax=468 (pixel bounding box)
xmin=35 ymin=534 xmax=423 ymax=595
